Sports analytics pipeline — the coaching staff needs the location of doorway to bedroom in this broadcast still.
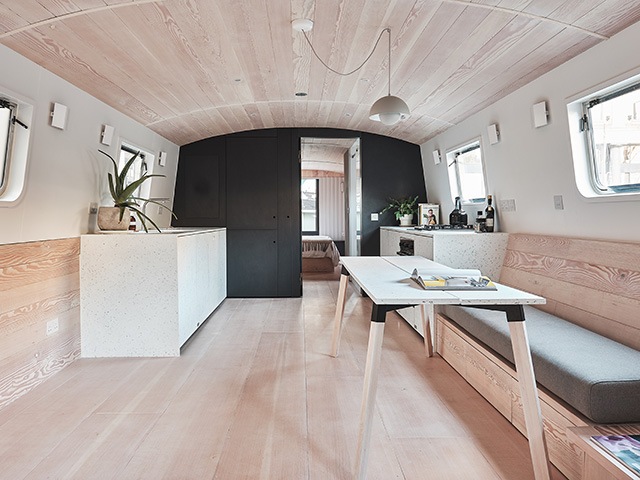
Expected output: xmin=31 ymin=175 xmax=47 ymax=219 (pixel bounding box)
xmin=300 ymin=136 xmax=361 ymax=276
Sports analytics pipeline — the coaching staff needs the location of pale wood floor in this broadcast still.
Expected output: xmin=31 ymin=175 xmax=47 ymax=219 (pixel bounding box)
xmin=0 ymin=273 xmax=566 ymax=479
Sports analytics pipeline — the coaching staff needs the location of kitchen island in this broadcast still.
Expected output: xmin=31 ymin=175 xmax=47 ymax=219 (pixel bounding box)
xmin=80 ymin=228 xmax=226 ymax=357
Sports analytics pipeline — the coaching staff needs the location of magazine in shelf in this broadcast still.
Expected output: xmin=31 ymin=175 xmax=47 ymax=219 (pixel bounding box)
xmin=410 ymin=268 xmax=497 ymax=291
xmin=591 ymin=434 xmax=640 ymax=475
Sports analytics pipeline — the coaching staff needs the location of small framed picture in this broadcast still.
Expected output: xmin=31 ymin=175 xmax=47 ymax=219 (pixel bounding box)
xmin=418 ymin=203 xmax=439 ymax=226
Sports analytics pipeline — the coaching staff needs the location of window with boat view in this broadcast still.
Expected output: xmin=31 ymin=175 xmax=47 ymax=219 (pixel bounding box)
xmin=584 ymin=83 xmax=640 ymax=193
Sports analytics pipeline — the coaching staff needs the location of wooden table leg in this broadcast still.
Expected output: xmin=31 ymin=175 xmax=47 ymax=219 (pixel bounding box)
xmin=330 ymin=269 xmax=350 ymax=358
xmin=420 ymin=304 xmax=434 ymax=357
xmin=509 ymin=320 xmax=552 ymax=480
xmin=468 ymin=304 xmax=551 ymax=480
xmin=355 ymin=305 xmax=387 ymax=480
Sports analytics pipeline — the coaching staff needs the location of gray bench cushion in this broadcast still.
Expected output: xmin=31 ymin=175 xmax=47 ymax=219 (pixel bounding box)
xmin=441 ymin=305 xmax=640 ymax=424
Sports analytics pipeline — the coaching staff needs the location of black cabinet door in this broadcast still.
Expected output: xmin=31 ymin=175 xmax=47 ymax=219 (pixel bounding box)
xmin=226 ymin=230 xmax=278 ymax=297
xmin=172 ymin=138 xmax=226 ymax=226
xmin=226 ymin=137 xmax=278 ymax=230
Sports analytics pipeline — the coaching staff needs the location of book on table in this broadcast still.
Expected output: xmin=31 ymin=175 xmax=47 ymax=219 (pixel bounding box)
xmin=410 ymin=268 xmax=497 ymax=291
xmin=590 ymin=434 xmax=640 ymax=475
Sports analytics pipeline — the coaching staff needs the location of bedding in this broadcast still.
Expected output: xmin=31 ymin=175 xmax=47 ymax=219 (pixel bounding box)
xmin=302 ymin=235 xmax=340 ymax=266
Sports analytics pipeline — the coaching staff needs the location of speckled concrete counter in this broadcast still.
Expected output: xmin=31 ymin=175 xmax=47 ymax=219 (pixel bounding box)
xmin=80 ymin=228 xmax=226 ymax=357
xmin=380 ymin=227 xmax=508 ymax=280
xmin=380 ymin=227 xmax=509 ymax=337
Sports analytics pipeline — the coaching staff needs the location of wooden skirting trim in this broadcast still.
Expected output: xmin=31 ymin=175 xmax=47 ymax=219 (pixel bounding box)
xmin=0 ymin=238 xmax=81 ymax=411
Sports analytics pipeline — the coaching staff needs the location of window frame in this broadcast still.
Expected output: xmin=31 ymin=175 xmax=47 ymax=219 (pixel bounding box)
xmin=0 ymin=98 xmax=17 ymax=196
xmin=301 ymin=178 xmax=319 ymax=235
xmin=582 ymin=81 xmax=640 ymax=195
xmin=446 ymin=140 xmax=487 ymax=204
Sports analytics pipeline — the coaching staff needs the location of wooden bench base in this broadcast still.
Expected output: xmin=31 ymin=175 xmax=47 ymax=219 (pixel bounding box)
xmin=437 ymin=313 xmax=591 ymax=480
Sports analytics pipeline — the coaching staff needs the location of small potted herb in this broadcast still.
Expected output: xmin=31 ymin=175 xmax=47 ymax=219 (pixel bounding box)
xmin=381 ymin=195 xmax=419 ymax=226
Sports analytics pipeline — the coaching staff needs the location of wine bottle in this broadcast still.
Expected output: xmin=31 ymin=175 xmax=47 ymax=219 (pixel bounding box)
xmin=485 ymin=195 xmax=494 ymax=232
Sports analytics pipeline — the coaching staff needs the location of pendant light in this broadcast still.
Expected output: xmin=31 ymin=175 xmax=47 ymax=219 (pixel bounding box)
xmin=292 ymin=20 xmax=410 ymax=126
xmin=368 ymin=28 xmax=410 ymax=126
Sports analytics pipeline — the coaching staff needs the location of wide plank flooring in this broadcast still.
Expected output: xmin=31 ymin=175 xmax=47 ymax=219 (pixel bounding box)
xmin=0 ymin=273 xmax=566 ymax=479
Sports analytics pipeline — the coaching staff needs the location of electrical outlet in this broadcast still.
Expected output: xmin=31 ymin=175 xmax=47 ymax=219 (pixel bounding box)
xmin=499 ymin=199 xmax=516 ymax=212
xmin=370 ymin=213 xmax=379 ymax=221
xmin=553 ymin=195 xmax=564 ymax=210
xmin=46 ymin=318 xmax=59 ymax=336
xmin=89 ymin=202 xmax=98 ymax=214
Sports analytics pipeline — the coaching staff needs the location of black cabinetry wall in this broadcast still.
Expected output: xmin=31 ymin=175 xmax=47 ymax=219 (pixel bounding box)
xmin=173 ymin=128 xmax=425 ymax=298
xmin=173 ymin=129 xmax=300 ymax=298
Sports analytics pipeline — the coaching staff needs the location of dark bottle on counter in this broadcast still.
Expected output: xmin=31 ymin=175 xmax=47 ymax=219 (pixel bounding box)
xmin=450 ymin=196 xmax=469 ymax=226
xmin=485 ymin=195 xmax=495 ymax=232
xmin=474 ymin=210 xmax=486 ymax=232
xmin=449 ymin=196 xmax=462 ymax=225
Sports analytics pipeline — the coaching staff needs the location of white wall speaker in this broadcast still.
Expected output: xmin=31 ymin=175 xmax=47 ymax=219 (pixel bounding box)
xmin=50 ymin=102 xmax=68 ymax=130
xmin=432 ymin=149 xmax=441 ymax=165
xmin=158 ymin=151 xmax=167 ymax=167
xmin=487 ymin=124 xmax=500 ymax=144
xmin=533 ymin=101 xmax=548 ymax=127
xmin=100 ymin=124 xmax=114 ymax=145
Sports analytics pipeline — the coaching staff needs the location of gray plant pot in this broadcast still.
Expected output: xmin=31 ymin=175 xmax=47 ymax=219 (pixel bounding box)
xmin=97 ymin=206 xmax=130 ymax=231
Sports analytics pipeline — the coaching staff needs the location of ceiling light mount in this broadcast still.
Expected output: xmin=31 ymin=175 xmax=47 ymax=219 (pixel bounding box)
xmin=292 ymin=18 xmax=313 ymax=33
xmin=293 ymin=20 xmax=410 ymax=126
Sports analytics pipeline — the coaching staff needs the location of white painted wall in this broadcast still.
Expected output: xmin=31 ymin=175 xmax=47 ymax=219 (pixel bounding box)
xmin=420 ymin=21 xmax=640 ymax=243
xmin=0 ymin=45 xmax=179 ymax=245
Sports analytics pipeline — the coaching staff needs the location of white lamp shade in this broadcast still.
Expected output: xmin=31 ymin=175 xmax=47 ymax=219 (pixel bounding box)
xmin=369 ymin=95 xmax=410 ymax=125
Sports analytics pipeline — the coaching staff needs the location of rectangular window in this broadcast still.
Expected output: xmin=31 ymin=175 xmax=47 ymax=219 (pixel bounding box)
xmin=446 ymin=141 xmax=486 ymax=203
xmin=0 ymin=99 xmax=17 ymax=195
xmin=583 ymin=82 xmax=640 ymax=193
xmin=301 ymin=178 xmax=319 ymax=235
xmin=119 ymin=144 xmax=147 ymax=197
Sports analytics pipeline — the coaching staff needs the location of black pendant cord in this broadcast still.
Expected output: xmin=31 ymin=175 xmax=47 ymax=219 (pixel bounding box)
xmin=301 ymin=27 xmax=391 ymax=78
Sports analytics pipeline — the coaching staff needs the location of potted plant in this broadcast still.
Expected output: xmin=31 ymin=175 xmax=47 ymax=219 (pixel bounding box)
xmin=97 ymin=149 xmax=174 ymax=232
xmin=381 ymin=195 xmax=419 ymax=226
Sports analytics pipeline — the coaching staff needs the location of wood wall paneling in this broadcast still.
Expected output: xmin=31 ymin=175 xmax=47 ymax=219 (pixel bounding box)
xmin=0 ymin=238 xmax=81 ymax=410
xmin=500 ymin=233 xmax=640 ymax=351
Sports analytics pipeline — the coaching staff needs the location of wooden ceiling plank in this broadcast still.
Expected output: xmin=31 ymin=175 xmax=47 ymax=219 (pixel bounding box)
xmin=130 ymin=3 xmax=228 ymax=113
xmin=2 ymin=0 xmax=639 ymax=146
xmin=0 ymin=6 xmax=29 ymax=35
xmin=320 ymin=0 xmax=382 ymax=103
xmin=3 ymin=27 xmax=163 ymax=126
xmin=35 ymin=0 xmax=82 ymax=17
xmin=159 ymin=0 xmax=237 ymax=108
xmin=388 ymin=2 xmax=470 ymax=110
xmin=291 ymin=0 xmax=316 ymax=98
xmin=439 ymin=28 xmax=596 ymax=127
xmin=2 ymin=1 xmax=55 ymax=25
xmin=399 ymin=9 xmax=515 ymax=109
xmin=356 ymin=0 xmax=442 ymax=105
xmin=574 ymin=0 xmax=640 ymax=37
xmin=419 ymin=18 xmax=563 ymax=121
xmin=77 ymin=10 xmax=188 ymax=117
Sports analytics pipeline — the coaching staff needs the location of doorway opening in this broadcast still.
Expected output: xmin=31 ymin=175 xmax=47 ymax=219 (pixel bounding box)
xmin=300 ymin=137 xmax=361 ymax=276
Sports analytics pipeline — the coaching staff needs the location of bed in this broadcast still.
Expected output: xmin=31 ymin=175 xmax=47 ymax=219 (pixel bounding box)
xmin=302 ymin=235 xmax=341 ymax=273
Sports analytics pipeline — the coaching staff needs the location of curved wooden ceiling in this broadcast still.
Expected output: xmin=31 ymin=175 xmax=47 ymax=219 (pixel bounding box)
xmin=1 ymin=0 xmax=640 ymax=146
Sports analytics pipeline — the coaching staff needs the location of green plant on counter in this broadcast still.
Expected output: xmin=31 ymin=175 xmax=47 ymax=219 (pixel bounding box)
xmin=99 ymin=149 xmax=175 ymax=232
xmin=380 ymin=195 xmax=419 ymax=220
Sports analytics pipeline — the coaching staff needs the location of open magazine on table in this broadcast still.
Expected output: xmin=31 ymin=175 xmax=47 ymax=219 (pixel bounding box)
xmin=410 ymin=267 xmax=497 ymax=291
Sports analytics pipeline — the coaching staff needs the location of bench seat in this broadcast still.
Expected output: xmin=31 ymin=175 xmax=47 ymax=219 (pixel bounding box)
xmin=441 ymin=304 xmax=640 ymax=424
